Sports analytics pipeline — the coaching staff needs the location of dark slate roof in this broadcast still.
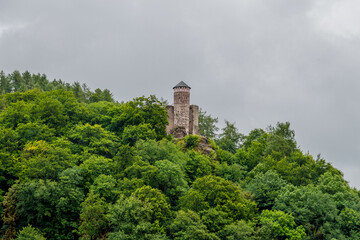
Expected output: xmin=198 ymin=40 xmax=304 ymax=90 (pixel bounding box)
xmin=173 ymin=81 xmax=191 ymax=89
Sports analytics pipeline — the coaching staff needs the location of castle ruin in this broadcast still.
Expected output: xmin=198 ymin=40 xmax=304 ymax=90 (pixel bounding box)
xmin=166 ymin=81 xmax=200 ymax=138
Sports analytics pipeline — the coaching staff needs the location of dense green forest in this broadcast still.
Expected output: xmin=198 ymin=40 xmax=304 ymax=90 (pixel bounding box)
xmin=1 ymin=71 xmax=360 ymax=240
xmin=0 ymin=70 xmax=114 ymax=103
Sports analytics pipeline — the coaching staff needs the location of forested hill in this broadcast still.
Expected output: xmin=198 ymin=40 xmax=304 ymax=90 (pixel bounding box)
xmin=0 ymin=70 xmax=114 ymax=103
xmin=1 ymin=72 xmax=360 ymax=240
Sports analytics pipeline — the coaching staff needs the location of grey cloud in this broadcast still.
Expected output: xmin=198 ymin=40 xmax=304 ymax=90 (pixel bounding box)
xmin=1 ymin=0 xmax=359 ymax=187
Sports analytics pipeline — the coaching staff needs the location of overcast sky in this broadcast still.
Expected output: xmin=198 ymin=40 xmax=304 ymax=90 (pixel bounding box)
xmin=1 ymin=0 xmax=359 ymax=188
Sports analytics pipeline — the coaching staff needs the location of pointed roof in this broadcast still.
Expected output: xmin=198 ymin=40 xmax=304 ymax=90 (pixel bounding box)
xmin=173 ymin=81 xmax=191 ymax=89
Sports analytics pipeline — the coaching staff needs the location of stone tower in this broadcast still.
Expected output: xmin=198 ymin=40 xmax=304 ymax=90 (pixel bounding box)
xmin=166 ymin=81 xmax=199 ymax=138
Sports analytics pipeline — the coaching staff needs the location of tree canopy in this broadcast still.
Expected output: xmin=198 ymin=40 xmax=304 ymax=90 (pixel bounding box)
xmin=0 ymin=70 xmax=359 ymax=240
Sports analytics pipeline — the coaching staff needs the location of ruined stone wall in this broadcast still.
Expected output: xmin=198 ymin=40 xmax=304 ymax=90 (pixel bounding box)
xmin=166 ymin=84 xmax=200 ymax=138
xmin=189 ymin=105 xmax=200 ymax=135
xmin=166 ymin=105 xmax=174 ymax=134
xmin=173 ymin=87 xmax=190 ymax=134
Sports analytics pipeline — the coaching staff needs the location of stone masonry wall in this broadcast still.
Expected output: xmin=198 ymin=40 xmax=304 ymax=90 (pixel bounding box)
xmin=166 ymin=105 xmax=174 ymax=134
xmin=167 ymin=85 xmax=200 ymax=137
xmin=189 ymin=105 xmax=200 ymax=135
xmin=174 ymin=87 xmax=190 ymax=134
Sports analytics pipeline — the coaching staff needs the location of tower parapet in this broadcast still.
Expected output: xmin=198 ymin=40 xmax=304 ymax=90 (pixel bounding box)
xmin=167 ymin=81 xmax=199 ymax=138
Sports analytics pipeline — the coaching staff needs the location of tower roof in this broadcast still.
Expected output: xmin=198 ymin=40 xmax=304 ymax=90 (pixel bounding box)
xmin=173 ymin=81 xmax=191 ymax=89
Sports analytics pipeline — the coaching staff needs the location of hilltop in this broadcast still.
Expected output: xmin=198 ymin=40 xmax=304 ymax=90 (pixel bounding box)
xmin=0 ymin=71 xmax=359 ymax=240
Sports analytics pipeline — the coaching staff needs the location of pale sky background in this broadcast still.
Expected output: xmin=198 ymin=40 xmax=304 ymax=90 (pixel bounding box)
xmin=1 ymin=0 xmax=359 ymax=188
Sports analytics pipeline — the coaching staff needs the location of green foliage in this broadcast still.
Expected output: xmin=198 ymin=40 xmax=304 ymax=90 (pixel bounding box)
xmin=135 ymin=139 xmax=188 ymax=166
xmin=107 ymin=231 xmax=170 ymax=240
xmin=258 ymin=210 xmax=306 ymax=240
xmin=2 ymin=184 xmax=19 ymax=240
xmin=16 ymin=122 xmax=55 ymax=145
xmin=183 ymin=134 xmax=200 ymax=149
xmin=0 ymin=190 xmax=3 ymax=227
xmin=249 ymin=152 xmax=341 ymax=186
xmin=200 ymin=208 xmax=230 ymax=233
xmin=58 ymin=167 xmax=84 ymax=189
xmin=90 ymin=174 xmax=117 ymax=202
xmin=0 ymin=126 xmax=20 ymax=152
xmin=0 ymin=71 xmax=11 ymax=94
xmin=79 ymin=155 xmax=113 ymax=188
xmin=215 ymin=120 xmax=243 ymax=154
xmin=18 ymin=140 xmax=75 ymax=180
xmin=68 ymin=123 xmax=119 ymax=158
xmin=35 ymin=97 xmax=67 ymax=131
xmin=0 ymin=100 xmax=35 ymax=129
xmin=0 ymin=70 xmax=114 ymax=102
xmin=131 ymin=95 xmax=168 ymax=140
xmin=16 ymin=225 xmax=46 ymax=240
xmin=0 ymin=128 xmax=19 ymax=191
xmin=0 ymin=89 xmax=87 ymax=136
xmin=235 ymin=136 xmax=267 ymax=171
xmin=217 ymin=220 xmax=255 ymax=240
xmin=242 ymin=128 xmax=267 ymax=151
xmin=89 ymin=88 xmax=114 ymax=103
xmin=109 ymin=95 xmax=167 ymax=139
xmin=111 ymin=145 xmax=138 ymax=175
xmin=215 ymin=163 xmax=245 ymax=184
xmin=216 ymin=148 xmax=236 ymax=165
xmin=265 ymin=122 xmax=297 ymax=159
xmin=339 ymin=207 xmax=360 ymax=237
xmin=14 ymin=179 xmax=84 ymax=239
xmin=274 ymin=184 xmax=339 ymax=239
xmin=117 ymin=178 xmax=145 ymax=197
xmin=198 ymin=108 xmax=219 ymax=139
xmin=317 ymin=172 xmax=360 ymax=211
xmin=123 ymin=159 xmax=158 ymax=185
xmin=1 ymin=72 xmax=359 ymax=239
xmin=169 ymin=210 xmax=219 ymax=240
xmin=79 ymin=191 xmax=109 ymax=240
xmin=108 ymin=195 xmax=154 ymax=239
xmin=132 ymin=186 xmax=172 ymax=227
xmin=108 ymin=186 xmax=171 ymax=239
xmin=85 ymin=101 xmax=114 ymax=126
xmin=152 ymin=160 xmax=188 ymax=205
xmin=247 ymin=170 xmax=287 ymax=210
xmin=121 ymin=123 xmax=156 ymax=146
xmin=185 ymin=151 xmax=213 ymax=183
xmin=180 ymin=175 xmax=257 ymax=220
